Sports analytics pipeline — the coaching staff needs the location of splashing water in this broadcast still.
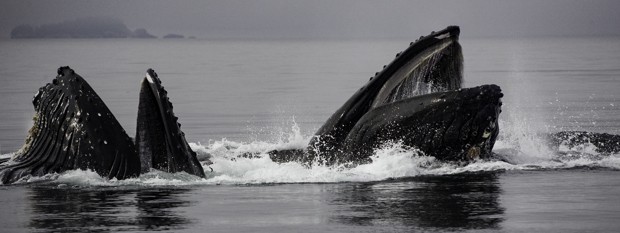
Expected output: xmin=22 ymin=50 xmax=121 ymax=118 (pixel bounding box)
xmin=3 ymin=119 xmax=618 ymax=187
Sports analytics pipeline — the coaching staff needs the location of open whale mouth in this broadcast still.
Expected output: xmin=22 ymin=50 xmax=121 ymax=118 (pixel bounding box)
xmin=0 ymin=67 xmax=206 ymax=184
xmin=135 ymin=69 xmax=206 ymax=176
xmin=307 ymin=26 xmax=503 ymax=163
xmin=347 ymin=26 xmax=503 ymax=160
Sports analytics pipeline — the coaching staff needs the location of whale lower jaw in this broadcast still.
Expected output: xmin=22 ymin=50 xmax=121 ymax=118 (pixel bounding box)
xmin=0 ymin=67 xmax=141 ymax=184
xmin=136 ymin=69 xmax=206 ymax=177
xmin=296 ymin=85 xmax=502 ymax=165
xmin=342 ymin=85 xmax=502 ymax=162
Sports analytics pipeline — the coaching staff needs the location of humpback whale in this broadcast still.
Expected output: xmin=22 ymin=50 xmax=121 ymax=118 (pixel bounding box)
xmin=270 ymin=26 xmax=503 ymax=165
xmin=0 ymin=67 xmax=205 ymax=184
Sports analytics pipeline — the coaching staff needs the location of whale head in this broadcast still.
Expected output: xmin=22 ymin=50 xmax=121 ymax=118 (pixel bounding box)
xmin=308 ymin=26 xmax=469 ymax=163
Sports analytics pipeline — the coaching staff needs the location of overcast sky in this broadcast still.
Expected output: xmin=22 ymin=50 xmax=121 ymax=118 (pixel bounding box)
xmin=1 ymin=0 xmax=619 ymax=39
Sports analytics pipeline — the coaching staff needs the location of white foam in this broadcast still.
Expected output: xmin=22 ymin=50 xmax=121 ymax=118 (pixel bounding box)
xmin=3 ymin=120 xmax=619 ymax=187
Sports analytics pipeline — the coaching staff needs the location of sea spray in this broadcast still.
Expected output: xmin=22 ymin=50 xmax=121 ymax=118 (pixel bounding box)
xmin=494 ymin=114 xmax=555 ymax=164
xmin=5 ymin=118 xmax=620 ymax=186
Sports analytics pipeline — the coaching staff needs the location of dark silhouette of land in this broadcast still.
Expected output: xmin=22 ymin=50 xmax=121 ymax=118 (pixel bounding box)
xmin=10 ymin=17 xmax=157 ymax=39
xmin=163 ymin=33 xmax=185 ymax=39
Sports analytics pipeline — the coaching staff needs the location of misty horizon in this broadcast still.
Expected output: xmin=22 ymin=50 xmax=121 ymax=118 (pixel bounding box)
xmin=1 ymin=0 xmax=619 ymax=40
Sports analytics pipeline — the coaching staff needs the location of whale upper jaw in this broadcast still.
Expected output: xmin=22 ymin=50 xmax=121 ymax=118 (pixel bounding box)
xmin=371 ymin=26 xmax=462 ymax=107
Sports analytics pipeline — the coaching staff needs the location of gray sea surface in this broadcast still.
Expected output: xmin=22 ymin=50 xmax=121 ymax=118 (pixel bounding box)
xmin=0 ymin=37 xmax=619 ymax=232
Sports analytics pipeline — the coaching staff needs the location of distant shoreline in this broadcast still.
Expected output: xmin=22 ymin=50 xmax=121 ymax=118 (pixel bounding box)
xmin=9 ymin=17 xmax=187 ymax=40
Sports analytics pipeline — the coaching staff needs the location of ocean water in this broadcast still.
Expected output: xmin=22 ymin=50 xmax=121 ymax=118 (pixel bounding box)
xmin=0 ymin=37 xmax=619 ymax=232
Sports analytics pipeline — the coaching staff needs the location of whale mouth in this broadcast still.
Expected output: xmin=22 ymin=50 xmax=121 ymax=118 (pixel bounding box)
xmin=1 ymin=67 xmax=210 ymax=184
xmin=359 ymin=25 xmax=502 ymax=160
xmin=135 ymin=69 xmax=206 ymax=177
xmin=308 ymin=26 xmax=481 ymax=163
